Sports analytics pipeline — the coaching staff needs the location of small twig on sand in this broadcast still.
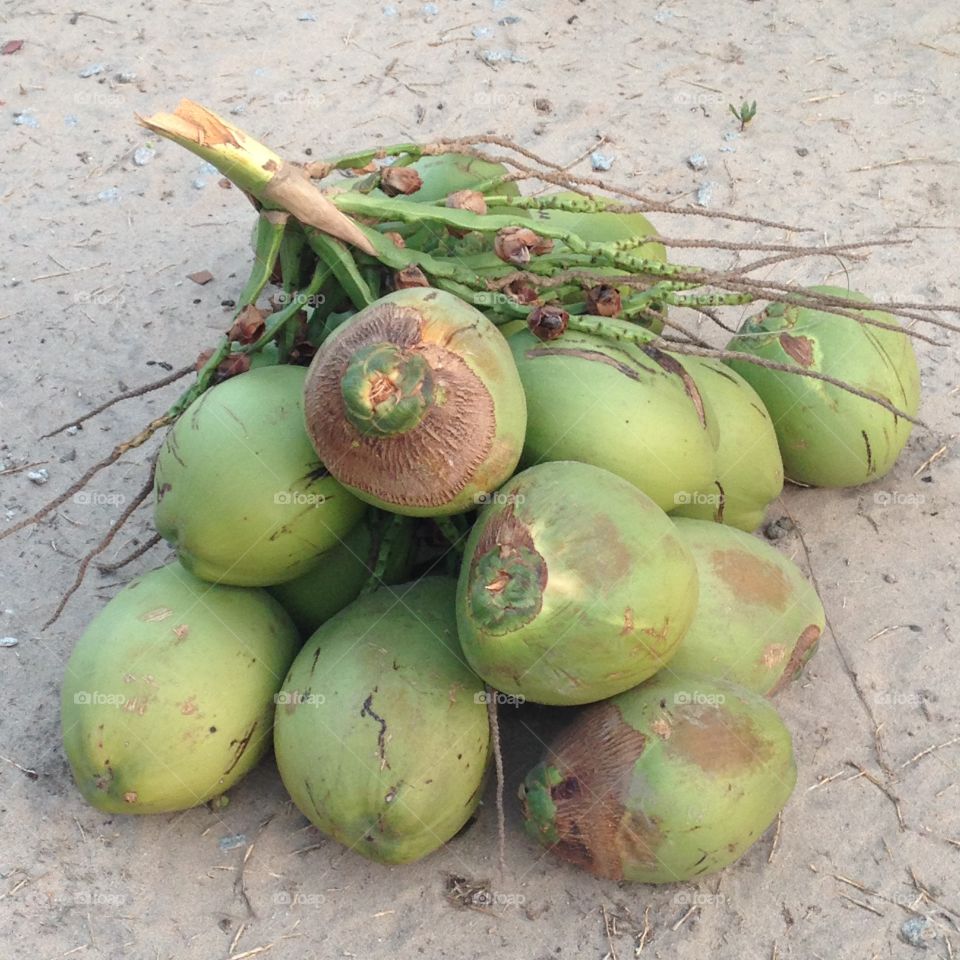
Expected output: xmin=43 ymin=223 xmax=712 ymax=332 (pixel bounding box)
xmin=909 ymin=867 xmax=960 ymax=919
xmin=839 ymin=894 xmax=884 ymax=916
xmin=601 ymin=904 xmax=619 ymax=960
xmin=635 ymin=905 xmax=652 ymax=953
xmin=40 ymin=366 xmax=192 ymax=439
xmin=0 ymin=754 xmax=39 ymax=780
xmin=43 ymin=470 xmax=156 ymax=629
xmin=913 ymin=438 xmax=956 ymax=477
xmin=96 ymin=533 xmax=163 ymax=574
xmin=845 ymin=761 xmax=905 ymax=830
xmin=485 ymin=686 xmax=506 ymax=877
xmin=782 ymin=506 xmax=895 ymax=777
xmin=901 ymin=736 xmax=960 ymax=768
xmin=672 ymin=904 xmax=698 ymax=931
xmin=807 ymin=769 xmax=847 ymax=791
xmin=0 ymin=417 xmax=169 ymax=545
xmin=768 ymin=811 xmax=783 ymax=863
xmin=0 ymin=461 xmax=49 ymax=477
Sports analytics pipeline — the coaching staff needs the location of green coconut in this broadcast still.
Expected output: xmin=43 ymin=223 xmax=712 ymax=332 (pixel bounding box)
xmin=304 ymin=288 xmax=527 ymax=517
xmin=726 ymin=286 xmax=920 ymax=487
xmin=154 ymin=365 xmax=365 ymax=586
xmin=509 ymin=322 xmax=717 ymax=512
xmin=273 ymin=578 xmax=490 ymax=865
xmin=670 ymin=357 xmax=784 ymax=531
xmin=61 ymin=563 xmax=300 ymax=815
xmin=249 ymin=341 xmax=280 ymax=369
xmin=456 ymin=461 xmax=699 ymax=705
xmin=268 ymin=512 xmax=416 ymax=635
xmin=520 ymin=675 xmax=796 ymax=882
xmin=669 ymin=518 xmax=824 ymax=695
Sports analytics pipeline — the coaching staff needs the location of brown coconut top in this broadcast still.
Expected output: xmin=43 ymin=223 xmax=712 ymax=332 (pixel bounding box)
xmin=304 ymin=300 xmax=496 ymax=509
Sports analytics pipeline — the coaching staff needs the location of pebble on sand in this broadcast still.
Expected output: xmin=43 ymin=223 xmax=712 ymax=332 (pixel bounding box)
xmin=133 ymin=146 xmax=155 ymax=167
xmin=695 ymin=181 xmax=717 ymax=206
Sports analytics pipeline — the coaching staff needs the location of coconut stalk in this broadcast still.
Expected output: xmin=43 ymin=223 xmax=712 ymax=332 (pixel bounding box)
xmin=137 ymin=100 xmax=375 ymax=255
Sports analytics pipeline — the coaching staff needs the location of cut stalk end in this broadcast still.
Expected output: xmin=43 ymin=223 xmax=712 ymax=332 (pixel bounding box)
xmin=137 ymin=99 xmax=375 ymax=254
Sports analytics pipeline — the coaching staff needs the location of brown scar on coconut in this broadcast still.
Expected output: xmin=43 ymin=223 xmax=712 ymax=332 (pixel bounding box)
xmin=524 ymin=702 xmax=660 ymax=881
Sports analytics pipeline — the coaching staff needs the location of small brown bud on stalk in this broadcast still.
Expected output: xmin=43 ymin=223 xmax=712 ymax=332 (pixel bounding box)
xmin=227 ymin=304 xmax=267 ymax=344
xmin=528 ymin=305 xmax=569 ymax=341
xmin=394 ymin=265 xmax=431 ymax=289
xmin=585 ymin=284 xmax=622 ymax=317
xmin=446 ymin=189 xmax=488 ymax=238
xmin=380 ymin=166 xmax=423 ymax=197
xmin=446 ymin=190 xmax=488 ymax=216
xmin=504 ymin=278 xmax=541 ymax=306
xmin=220 ymin=354 xmax=252 ymax=381
xmin=195 ymin=349 xmax=251 ymax=381
xmin=384 ymin=231 xmax=406 ymax=249
xmin=494 ymin=227 xmax=554 ymax=266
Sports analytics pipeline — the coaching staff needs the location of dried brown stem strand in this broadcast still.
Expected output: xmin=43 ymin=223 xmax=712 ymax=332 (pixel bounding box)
xmin=0 ymin=416 xmax=170 ymax=544
xmin=40 ymin=366 xmax=193 ymax=440
xmin=485 ymin=686 xmax=507 ymax=878
xmin=669 ymin=347 xmax=923 ymax=423
xmin=96 ymin=533 xmax=163 ymax=574
xmin=43 ymin=469 xmax=157 ymax=629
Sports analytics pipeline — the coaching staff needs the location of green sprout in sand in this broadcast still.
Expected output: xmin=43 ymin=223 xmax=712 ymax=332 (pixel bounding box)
xmin=729 ymin=100 xmax=758 ymax=131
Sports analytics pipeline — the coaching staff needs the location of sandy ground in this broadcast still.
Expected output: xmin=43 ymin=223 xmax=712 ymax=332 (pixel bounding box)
xmin=2 ymin=0 xmax=959 ymax=957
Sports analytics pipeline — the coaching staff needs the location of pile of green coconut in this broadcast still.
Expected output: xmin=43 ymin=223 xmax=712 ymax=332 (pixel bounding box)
xmin=57 ymin=101 xmax=922 ymax=885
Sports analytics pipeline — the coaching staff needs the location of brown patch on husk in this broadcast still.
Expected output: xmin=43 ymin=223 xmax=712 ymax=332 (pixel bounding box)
xmin=304 ymin=303 xmax=496 ymax=509
xmin=645 ymin=347 xmax=708 ymax=429
xmin=862 ymin=430 xmax=876 ymax=474
xmin=779 ymin=332 xmax=815 ymax=367
xmin=475 ymin=503 xmax=535 ymax=558
xmin=651 ymin=718 xmax=671 ymax=739
xmin=666 ymin=705 xmax=773 ymax=775
xmin=760 ymin=643 xmax=787 ymax=668
xmin=768 ymin=624 xmax=821 ymax=697
xmin=575 ymin=513 xmax=632 ymax=588
xmin=525 ymin=345 xmax=652 ymax=382
xmin=473 ymin=499 xmax=548 ymax=596
xmin=710 ymin=548 xmax=791 ymax=609
xmin=541 ymin=702 xmax=659 ymax=880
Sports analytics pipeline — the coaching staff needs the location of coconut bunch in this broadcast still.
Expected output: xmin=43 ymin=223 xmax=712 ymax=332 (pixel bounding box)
xmin=38 ymin=101 xmax=951 ymax=882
